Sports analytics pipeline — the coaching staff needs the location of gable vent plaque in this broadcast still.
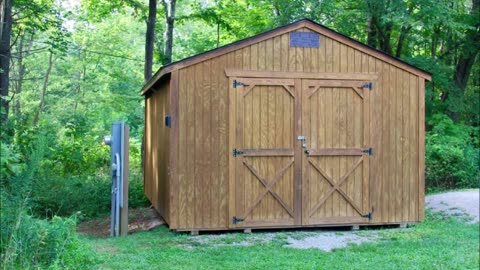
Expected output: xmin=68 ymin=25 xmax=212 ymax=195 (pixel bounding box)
xmin=290 ymin=32 xmax=320 ymax=48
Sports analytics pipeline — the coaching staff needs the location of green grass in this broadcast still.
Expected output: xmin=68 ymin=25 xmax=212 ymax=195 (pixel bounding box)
xmin=81 ymin=211 xmax=479 ymax=270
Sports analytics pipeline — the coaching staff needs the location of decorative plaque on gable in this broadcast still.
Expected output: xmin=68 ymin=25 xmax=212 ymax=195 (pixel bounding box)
xmin=289 ymin=32 xmax=320 ymax=48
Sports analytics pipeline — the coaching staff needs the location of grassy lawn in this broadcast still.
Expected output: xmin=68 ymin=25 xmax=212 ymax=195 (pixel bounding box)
xmin=81 ymin=211 xmax=479 ymax=270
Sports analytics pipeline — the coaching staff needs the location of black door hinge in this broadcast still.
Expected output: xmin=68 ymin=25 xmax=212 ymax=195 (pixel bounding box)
xmin=361 ymin=207 xmax=374 ymax=220
xmin=362 ymin=82 xmax=373 ymax=90
xmin=233 ymin=80 xmax=245 ymax=88
xmin=232 ymin=216 xmax=245 ymax=224
xmin=232 ymin=148 xmax=244 ymax=157
xmin=362 ymin=147 xmax=373 ymax=156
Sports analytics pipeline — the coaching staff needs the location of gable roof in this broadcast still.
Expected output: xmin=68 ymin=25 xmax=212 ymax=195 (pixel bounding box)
xmin=141 ymin=18 xmax=431 ymax=95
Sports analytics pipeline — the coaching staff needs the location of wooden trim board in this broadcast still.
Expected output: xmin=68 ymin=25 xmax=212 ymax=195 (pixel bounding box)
xmin=141 ymin=19 xmax=431 ymax=95
xmin=225 ymin=69 xmax=379 ymax=81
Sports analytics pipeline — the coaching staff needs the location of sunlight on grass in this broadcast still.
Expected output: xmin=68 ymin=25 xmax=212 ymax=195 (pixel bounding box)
xmin=81 ymin=212 xmax=479 ymax=270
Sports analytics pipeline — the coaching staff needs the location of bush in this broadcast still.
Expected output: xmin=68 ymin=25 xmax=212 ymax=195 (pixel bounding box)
xmin=0 ymin=139 xmax=96 ymax=269
xmin=425 ymin=114 xmax=480 ymax=190
xmin=0 ymin=197 xmax=95 ymax=269
xmin=31 ymin=172 xmax=148 ymax=219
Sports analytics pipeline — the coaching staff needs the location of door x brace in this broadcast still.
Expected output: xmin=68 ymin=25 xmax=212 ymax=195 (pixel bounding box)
xmin=308 ymin=157 xmax=364 ymax=217
xmin=240 ymin=159 xmax=295 ymax=220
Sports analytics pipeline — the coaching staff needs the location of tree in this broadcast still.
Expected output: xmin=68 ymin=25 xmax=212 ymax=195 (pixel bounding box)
xmin=450 ymin=0 xmax=480 ymax=121
xmin=144 ymin=0 xmax=157 ymax=82
xmin=0 ymin=0 xmax=12 ymax=127
xmin=160 ymin=0 xmax=176 ymax=64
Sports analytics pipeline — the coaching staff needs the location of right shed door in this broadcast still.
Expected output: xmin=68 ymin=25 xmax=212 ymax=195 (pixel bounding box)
xmin=301 ymin=79 xmax=372 ymax=225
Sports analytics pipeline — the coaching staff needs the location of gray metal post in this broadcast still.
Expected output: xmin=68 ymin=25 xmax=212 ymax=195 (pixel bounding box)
xmin=104 ymin=121 xmax=129 ymax=237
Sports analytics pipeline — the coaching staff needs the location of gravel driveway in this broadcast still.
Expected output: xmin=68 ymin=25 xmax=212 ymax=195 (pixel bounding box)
xmin=426 ymin=190 xmax=479 ymax=224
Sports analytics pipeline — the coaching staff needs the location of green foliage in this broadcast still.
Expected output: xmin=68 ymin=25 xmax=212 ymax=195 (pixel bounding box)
xmin=425 ymin=114 xmax=479 ymax=190
xmin=0 ymin=143 xmax=23 ymax=180
xmin=0 ymin=139 xmax=95 ymax=269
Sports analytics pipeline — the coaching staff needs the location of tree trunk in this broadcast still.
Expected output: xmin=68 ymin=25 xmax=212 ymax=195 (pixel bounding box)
xmin=367 ymin=16 xmax=378 ymax=48
xmin=144 ymin=0 xmax=156 ymax=83
xmin=32 ymin=52 xmax=53 ymax=126
xmin=13 ymin=32 xmax=34 ymax=118
xmin=447 ymin=0 xmax=480 ymax=122
xmin=378 ymin=21 xmax=393 ymax=55
xmin=395 ymin=25 xmax=411 ymax=58
xmin=0 ymin=0 xmax=12 ymax=126
xmin=161 ymin=0 xmax=176 ymax=64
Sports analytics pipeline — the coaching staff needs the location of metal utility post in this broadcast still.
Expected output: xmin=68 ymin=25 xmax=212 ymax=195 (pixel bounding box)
xmin=104 ymin=122 xmax=129 ymax=237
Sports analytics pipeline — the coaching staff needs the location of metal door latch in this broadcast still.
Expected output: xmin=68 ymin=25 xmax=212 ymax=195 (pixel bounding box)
xmin=297 ymin=135 xmax=307 ymax=148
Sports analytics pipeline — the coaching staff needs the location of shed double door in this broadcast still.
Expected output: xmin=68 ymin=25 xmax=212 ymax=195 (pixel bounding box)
xmin=229 ymin=76 xmax=372 ymax=228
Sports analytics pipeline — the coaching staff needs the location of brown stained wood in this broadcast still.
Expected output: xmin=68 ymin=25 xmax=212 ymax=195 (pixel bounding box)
xmin=308 ymin=157 xmax=363 ymax=217
xmin=243 ymin=219 xmax=295 ymax=226
xmin=239 ymin=149 xmax=294 ymax=156
xmin=308 ymin=217 xmax=366 ymax=224
xmin=294 ymin=79 xmax=302 ymax=225
xmin=307 ymin=148 xmax=364 ymax=156
xmin=410 ymin=74 xmax=419 ymax=222
xmin=218 ymin=55 xmax=229 ymax=228
xmin=193 ymin=64 xmax=203 ymax=227
xmin=177 ymin=69 xmax=187 ymax=229
xmin=203 ymin=61 xmax=212 ymax=228
xmin=225 ymin=69 xmax=378 ymax=81
xmin=209 ymin=58 xmax=220 ymax=228
xmin=169 ymin=70 xmax=179 ymax=229
xmin=185 ymin=66 xmax=195 ymax=229
xmin=144 ymin=19 xmax=427 ymax=231
xmin=228 ymin=78 xmax=237 ymax=228
xmin=332 ymin=41 xmax=341 ymax=218
xmin=401 ymin=70 xmax=409 ymax=222
xmin=369 ymin=59 xmax=380 ymax=222
xmin=242 ymin=160 xmax=295 ymax=218
xmin=395 ymin=68 xmax=403 ymax=223
xmin=418 ymin=78 xmax=425 ymax=221
xmin=141 ymin=20 xmax=431 ymax=95
xmin=381 ymin=61 xmax=390 ymax=223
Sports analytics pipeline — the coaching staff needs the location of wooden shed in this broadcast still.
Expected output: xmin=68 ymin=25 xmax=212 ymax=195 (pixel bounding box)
xmin=141 ymin=19 xmax=431 ymax=233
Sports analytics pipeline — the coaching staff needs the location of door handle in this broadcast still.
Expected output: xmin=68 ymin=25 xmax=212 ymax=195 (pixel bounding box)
xmin=297 ymin=136 xmax=307 ymax=148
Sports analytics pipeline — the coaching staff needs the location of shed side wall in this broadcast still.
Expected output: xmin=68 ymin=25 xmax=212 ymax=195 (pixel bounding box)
xmin=174 ymin=28 xmax=421 ymax=230
xmin=144 ymin=81 xmax=171 ymax=223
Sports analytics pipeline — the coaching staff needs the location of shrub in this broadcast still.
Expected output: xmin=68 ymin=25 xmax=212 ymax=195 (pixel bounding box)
xmin=0 ymin=138 xmax=96 ymax=269
xmin=425 ymin=114 xmax=480 ymax=190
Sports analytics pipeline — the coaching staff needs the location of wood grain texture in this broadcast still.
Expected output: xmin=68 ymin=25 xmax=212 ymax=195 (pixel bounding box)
xmin=145 ymin=25 xmax=425 ymax=230
xmin=143 ymin=81 xmax=170 ymax=224
xmin=418 ymin=78 xmax=425 ymax=221
xmin=169 ymin=70 xmax=179 ymax=229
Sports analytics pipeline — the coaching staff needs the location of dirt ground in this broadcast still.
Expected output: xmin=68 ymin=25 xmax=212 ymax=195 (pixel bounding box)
xmin=77 ymin=207 xmax=164 ymax=237
xmin=426 ymin=190 xmax=479 ymax=224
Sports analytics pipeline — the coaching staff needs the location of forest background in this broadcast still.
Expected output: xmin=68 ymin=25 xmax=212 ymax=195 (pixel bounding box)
xmin=0 ymin=0 xmax=478 ymax=268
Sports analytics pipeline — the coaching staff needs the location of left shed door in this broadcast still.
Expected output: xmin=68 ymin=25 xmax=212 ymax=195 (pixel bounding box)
xmin=229 ymin=77 xmax=300 ymax=228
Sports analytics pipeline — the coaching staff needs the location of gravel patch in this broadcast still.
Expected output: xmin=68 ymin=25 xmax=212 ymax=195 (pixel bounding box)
xmin=285 ymin=232 xmax=379 ymax=251
xmin=426 ymin=190 xmax=479 ymax=224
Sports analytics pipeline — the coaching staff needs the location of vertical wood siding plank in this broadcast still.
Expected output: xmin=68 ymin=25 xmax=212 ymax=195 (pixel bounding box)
xmin=339 ymin=44 xmax=348 ymax=217
xmin=219 ymin=55 xmax=229 ymax=228
xmin=203 ymin=60 xmax=212 ymax=228
xmin=294 ymin=79 xmax=302 ymax=224
xmin=185 ymin=66 xmax=195 ymax=228
xmin=418 ymin=78 xmax=425 ymax=221
xmin=194 ymin=63 xmax=203 ymax=228
xmin=169 ymin=70 xmax=179 ymax=228
xmin=402 ymin=70 xmax=410 ymax=222
xmin=210 ymin=57 xmax=220 ymax=228
xmin=410 ymin=74 xmax=418 ymax=222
